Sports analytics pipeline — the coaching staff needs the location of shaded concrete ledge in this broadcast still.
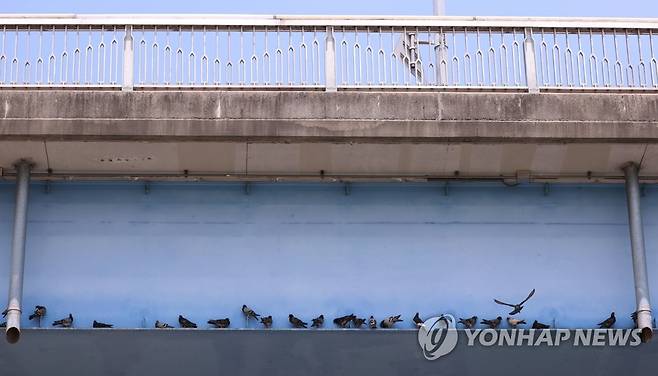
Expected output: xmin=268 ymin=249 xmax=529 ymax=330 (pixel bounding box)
xmin=1 ymin=90 xmax=657 ymax=142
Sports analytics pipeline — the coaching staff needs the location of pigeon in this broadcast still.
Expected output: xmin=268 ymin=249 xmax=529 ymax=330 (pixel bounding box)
xmin=368 ymin=316 xmax=377 ymax=329
xmin=155 ymin=320 xmax=173 ymax=329
xmin=458 ymin=316 xmax=478 ymax=329
xmin=93 ymin=320 xmax=113 ymax=328
xmin=208 ymin=318 xmax=231 ymax=328
xmin=598 ymin=312 xmax=616 ymax=329
xmin=29 ymin=305 xmax=47 ymax=321
xmin=52 ymin=314 xmax=73 ymax=328
xmin=531 ymin=320 xmax=550 ymax=329
xmin=0 ymin=322 xmax=5 ymax=328
xmin=333 ymin=314 xmax=355 ymax=328
xmin=481 ymin=316 xmax=502 ymax=329
xmin=494 ymin=289 xmax=536 ymax=315
xmin=352 ymin=317 xmax=367 ymax=328
xmin=242 ymin=305 xmax=260 ymax=320
xmin=507 ymin=317 xmax=526 ymax=328
xmin=260 ymin=315 xmax=273 ymax=328
xmin=412 ymin=312 xmax=424 ymax=328
xmin=178 ymin=315 xmax=197 ymax=328
xmin=311 ymin=315 xmax=324 ymax=328
xmin=380 ymin=315 xmax=403 ymax=328
xmin=289 ymin=314 xmax=307 ymax=328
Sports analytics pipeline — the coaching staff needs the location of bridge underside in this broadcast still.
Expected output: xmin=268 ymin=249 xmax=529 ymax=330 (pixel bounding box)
xmin=1 ymin=90 xmax=657 ymax=182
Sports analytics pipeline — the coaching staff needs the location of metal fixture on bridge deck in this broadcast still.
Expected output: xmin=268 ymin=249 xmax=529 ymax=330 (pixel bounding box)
xmin=5 ymin=160 xmax=32 ymax=344
xmin=623 ymin=162 xmax=653 ymax=342
xmin=0 ymin=15 xmax=657 ymax=91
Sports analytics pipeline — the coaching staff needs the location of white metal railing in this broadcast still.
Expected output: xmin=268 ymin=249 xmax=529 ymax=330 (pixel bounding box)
xmin=0 ymin=14 xmax=657 ymax=92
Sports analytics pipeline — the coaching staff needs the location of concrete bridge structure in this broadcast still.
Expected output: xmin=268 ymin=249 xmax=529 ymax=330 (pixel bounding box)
xmin=1 ymin=13 xmax=658 ymax=376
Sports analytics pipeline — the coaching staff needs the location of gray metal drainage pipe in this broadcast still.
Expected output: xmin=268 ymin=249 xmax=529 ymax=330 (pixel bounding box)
xmin=5 ymin=160 xmax=32 ymax=344
xmin=623 ymin=162 xmax=653 ymax=342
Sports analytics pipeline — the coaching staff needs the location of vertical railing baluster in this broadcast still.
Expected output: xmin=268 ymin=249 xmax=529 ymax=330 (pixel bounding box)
xmin=523 ymin=27 xmax=539 ymax=93
xmin=601 ymin=30 xmax=611 ymax=87
xmin=650 ymin=30 xmax=657 ymax=87
xmin=637 ymin=29 xmax=646 ymax=87
xmin=122 ymin=25 xmax=134 ymax=91
xmin=0 ymin=26 xmax=6 ymax=84
xmin=24 ymin=26 xmax=31 ymax=84
xmin=325 ymin=26 xmax=336 ymax=91
xmin=588 ymin=29 xmax=598 ymax=87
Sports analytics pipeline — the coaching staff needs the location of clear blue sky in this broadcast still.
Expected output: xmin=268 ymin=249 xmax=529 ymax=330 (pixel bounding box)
xmin=2 ymin=0 xmax=658 ymax=17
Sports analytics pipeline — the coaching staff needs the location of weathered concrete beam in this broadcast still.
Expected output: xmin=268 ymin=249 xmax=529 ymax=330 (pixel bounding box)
xmin=1 ymin=90 xmax=657 ymax=143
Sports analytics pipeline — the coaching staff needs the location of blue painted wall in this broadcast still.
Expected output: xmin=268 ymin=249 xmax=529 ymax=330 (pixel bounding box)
xmin=0 ymin=182 xmax=656 ymax=329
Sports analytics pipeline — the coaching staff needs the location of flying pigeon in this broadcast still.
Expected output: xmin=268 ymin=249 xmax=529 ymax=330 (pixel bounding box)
xmin=289 ymin=314 xmax=308 ymax=328
xmin=532 ymin=320 xmax=550 ymax=329
xmin=352 ymin=317 xmax=367 ymax=328
xmin=368 ymin=316 xmax=377 ymax=329
xmin=458 ymin=316 xmax=478 ymax=329
xmin=260 ymin=315 xmax=273 ymax=328
xmin=333 ymin=314 xmax=355 ymax=328
xmin=208 ymin=318 xmax=231 ymax=328
xmin=29 ymin=305 xmax=47 ymax=321
xmin=178 ymin=315 xmax=197 ymax=328
xmin=155 ymin=320 xmax=173 ymax=329
xmin=242 ymin=305 xmax=260 ymax=320
xmin=93 ymin=320 xmax=113 ymax=328
xmin=311 ymin=315 xmax=324 ymax=328
xmin=412 ymin=312 xmax=424 ymax=328
xmin=52 ymin=314 xmax=73 ymax=328
xmin=481 ymin=316 xmax=502 ymax=329
xmin=380 ymin=315 xmax=403 ymax=328
xmin=598 ymin=312 xmax=616 ymax=329
xmin=494 ymin=289 xmax=536 ymax=315
xmin=507 ymin=317 xmax=526 ymax=329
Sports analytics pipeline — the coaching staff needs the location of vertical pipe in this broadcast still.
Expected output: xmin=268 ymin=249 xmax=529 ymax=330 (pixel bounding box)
xmin=324 ymin=26 xmax=337 ymax=92
xmin=623 ymin=162 xmax=653 ymax=342
xmin=5 ymin=160 xmax=32 ymax=344
xmin=122 ymin=25 xmax=134 ymax=91
xmin=433 ymin=0 xmax=447 ymax=85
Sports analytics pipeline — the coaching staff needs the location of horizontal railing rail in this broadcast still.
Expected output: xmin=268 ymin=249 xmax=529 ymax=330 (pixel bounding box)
xmin=0 ymin=15 xmax=657 ymax=91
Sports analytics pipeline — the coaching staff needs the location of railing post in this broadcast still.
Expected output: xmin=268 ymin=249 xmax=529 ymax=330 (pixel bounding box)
xmin=122 ymin=25 xmax=134 ymax=91
xmin=324 ymin=26 xmax=337 ymax=92
xmin=523 ymin=27 xmax=539 ymax=94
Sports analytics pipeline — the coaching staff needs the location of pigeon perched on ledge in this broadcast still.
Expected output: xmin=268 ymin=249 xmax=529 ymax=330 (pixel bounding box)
xmin=412 ymin=312 xmax=424 ymax=328
xmin=29 ymin=306 xmax=47 ymax=321
xmin=208 ymin=318 xmax=231 ymax=328
xmin=289 ymin=314 xmax=307 ymax=328
xmin=52 ymin=314 xmax=73 ymax=328
xmin=507 ymin=317 xmax=526 ymax=329
xmin=481 ymin=316 xmax=502 ymax=329
xmin=598 ymin=312 xmax=616 ymax=329
xmin=380 ymin=315 xmax=402 ymax=328
xmin=459 ymin=316 xmax=478 ymax=329
xmin=93 ymin=320 xmax=113 ymax=328
xmin=260 ymin=315 xmax=273 ymax=328
xmin=352 ymin=317 xmax=367 ymax=328
xmin=155 ymin=320 xmax=173 ymax=329
xmin=242 ymin=305 xmax=260 ymax=320
xmin=178 ymin=315 xmax=197 ymax=328
xmin=311 ymin=315 xmax=324 ymax=328
xmin=368 ymin=316 xmax=377 ymax=329
xmin=531 ymin=320 xmax=550 ymax=329
xmin=333 ymin=314 xmax=355 ymax=328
